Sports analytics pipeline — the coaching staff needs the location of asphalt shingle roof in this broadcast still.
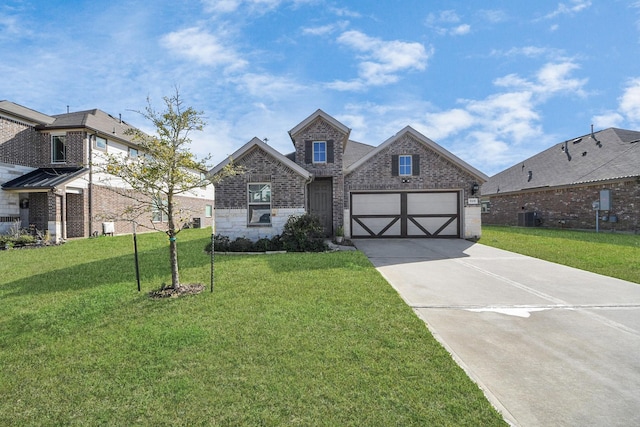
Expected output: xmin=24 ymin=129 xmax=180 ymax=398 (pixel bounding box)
xmin=482 ymin=128 xmax=640 ymax=195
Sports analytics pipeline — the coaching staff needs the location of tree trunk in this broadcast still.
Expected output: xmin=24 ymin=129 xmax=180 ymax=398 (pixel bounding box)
xmin=169 ymin=236 xmax=180 ymax=288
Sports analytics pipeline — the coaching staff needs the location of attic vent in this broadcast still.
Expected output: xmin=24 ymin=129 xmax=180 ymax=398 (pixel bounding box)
xmin=527 ymin=171 xmax=532 ymax=182
xmin=630 ymin=139 xmax=640 ymax=144
xmin=572 ymin=137 xmax=582 ymax=144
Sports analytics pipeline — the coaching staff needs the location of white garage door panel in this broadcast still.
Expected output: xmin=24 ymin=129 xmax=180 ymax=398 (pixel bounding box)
xmin=408 ymin=192 xmax=457 ymax=215
xmin=351 ymin=191 xmax=460 ymax=238
xmin=352 ymin=217 xmax=401 ymax=236
xmin=408 ymin=217 xmax=458 ymax=236
xmin=352 ymin=193 xmax=400 ymax=215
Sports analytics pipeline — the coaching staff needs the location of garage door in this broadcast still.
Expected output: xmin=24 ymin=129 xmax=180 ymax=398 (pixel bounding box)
xmin=350 ymin=191 xmax=460 ymax=238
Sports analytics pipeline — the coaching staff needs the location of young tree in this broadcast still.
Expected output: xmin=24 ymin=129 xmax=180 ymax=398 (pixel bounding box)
xmin=100 ymin=90 xmax=235 ymax=290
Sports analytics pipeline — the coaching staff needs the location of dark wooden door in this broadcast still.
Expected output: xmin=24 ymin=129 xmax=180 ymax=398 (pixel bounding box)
xmin=309 ymin=179 xmax=333 ymax=236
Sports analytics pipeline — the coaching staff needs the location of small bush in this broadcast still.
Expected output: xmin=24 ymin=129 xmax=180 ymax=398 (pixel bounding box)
xmin=229 ymin=237 xmax=254 ymax=252
xmin=254 ymin=237 xmax=273 ymax=252
xmin=280 ymin=213 xmax=328 ymax=252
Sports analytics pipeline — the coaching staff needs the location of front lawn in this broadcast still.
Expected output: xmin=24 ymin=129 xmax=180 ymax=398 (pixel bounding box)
xmin=0 ymin=229 xmax=505 ymax=426
xmin=481 ymin=226 xmax=640 ymax=284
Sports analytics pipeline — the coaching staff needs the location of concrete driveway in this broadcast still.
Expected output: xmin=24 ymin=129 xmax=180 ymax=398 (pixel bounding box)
xmin=353 ymin=238 xmax=640 ymax=427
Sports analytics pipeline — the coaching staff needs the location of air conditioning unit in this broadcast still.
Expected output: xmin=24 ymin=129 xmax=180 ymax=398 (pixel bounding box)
xmin=102 ymin=222 xmax=115 ymax=236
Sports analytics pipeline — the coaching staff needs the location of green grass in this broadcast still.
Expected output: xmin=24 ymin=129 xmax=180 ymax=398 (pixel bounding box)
xmin=0 ymin=229 xmax=505 ymax=426
xmin=481 ymin=226 xmax=640 ymax=284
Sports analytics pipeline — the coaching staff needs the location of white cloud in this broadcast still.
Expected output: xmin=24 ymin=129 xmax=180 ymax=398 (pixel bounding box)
xmin=591 ymin=112 xmax=624 ymax=129
xmin=618 ymin=77 xmax=640 ymax=125
xmin=493 ymin=61 xmax=587 ymax=99
xmin=479 ymin=9 xmax=508 ymax=23
xmin=302 ymin=21 xmax=349 ymax=36
xmin=422 ymin=109 xmax=476 ymax=140
xmin=160 ymin=27 xmax=248 ymax=71
xmin=329 ymin=30 xmax=432 ymax=90
xmin=451 ymin=24 xmax=471 ymax=36
xmin=543 ymin=0 xmax=592 ymax=19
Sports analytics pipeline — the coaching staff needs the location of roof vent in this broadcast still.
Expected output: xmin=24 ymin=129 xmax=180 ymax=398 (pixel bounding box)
xmin=527 ymin=171 xmax=533 ymax=182
xmin=572 ymin=137 xmax=582 ymax=144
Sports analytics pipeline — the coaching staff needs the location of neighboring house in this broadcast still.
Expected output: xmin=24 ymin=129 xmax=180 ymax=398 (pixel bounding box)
xmin=211 ymin=109 xmax=488 ymax=240
xmin=0 ymin=100 xmax=213 ymax=240
xmin=481 ymin=127 xmax=640 ymax=233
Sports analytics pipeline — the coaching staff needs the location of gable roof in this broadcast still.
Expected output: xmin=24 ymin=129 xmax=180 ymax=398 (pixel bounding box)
xmin=39 ymin=109 xmax=139 ymax=145
xmin=288 ymin=109 xmax=352 ymax=152
xmin=209 ymin=137 xmax=312 ymax=179
xmin=482 ymin=128 xmax=640 ymax=195
xmin=1 ymin=167 xmax=87 ymax=192
xmin=345 ymin=126 xmax=489 ymax=182
xmin=0 ymin=100 xmax=55 ymax=125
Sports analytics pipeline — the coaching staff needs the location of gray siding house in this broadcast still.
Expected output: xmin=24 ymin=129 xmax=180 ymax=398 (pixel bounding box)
xmin=211 ymin=109 xmax=488 ymax=240
xmin=482 ymin=127 xmax=640 ymax=233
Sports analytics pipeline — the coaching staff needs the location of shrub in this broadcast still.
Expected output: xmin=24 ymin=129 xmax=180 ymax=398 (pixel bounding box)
xmin=254 ymin=237 xmax=273 ymax=252
xmin=229 ymin=237 xmax=254 ymax=252
xmin=204 ymin=234 xmax=230 ymax=253
xmin=280 ymin=213 xmax=328 ymax=252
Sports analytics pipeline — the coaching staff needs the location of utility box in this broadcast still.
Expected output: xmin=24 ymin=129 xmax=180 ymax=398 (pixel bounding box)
xmin=518 ymin=212 xmax=538 ymax=227
xmin=599 ymin=189 xmax=611 ymax=211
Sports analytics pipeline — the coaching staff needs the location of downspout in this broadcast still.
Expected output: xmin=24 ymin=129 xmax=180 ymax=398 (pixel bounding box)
xmin=88 ymin=132 xmax=95 ymax=237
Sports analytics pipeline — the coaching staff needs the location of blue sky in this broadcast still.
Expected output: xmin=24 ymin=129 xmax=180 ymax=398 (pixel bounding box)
xmin=2 ymin=0 xmax=640 ymax=175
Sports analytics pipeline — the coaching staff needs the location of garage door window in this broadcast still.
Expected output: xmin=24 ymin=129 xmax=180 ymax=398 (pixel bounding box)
xmin=248 ymin=183 xmax=271 ymax=225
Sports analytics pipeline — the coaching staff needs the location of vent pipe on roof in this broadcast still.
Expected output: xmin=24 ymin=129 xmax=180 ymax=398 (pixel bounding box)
xmin=119 ymin=113 xmax=122 ymax=123
xmin=67 ymin=105 xmax=69 ymax=114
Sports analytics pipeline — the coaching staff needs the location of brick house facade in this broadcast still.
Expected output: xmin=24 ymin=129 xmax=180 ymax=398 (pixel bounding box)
xmin=212 ymin=110 xmax=488 ymax=240
xmin=1 ymin=100 xmax=213 ymax=240
xmin=482 ymin=128 xmax=640 ymax=233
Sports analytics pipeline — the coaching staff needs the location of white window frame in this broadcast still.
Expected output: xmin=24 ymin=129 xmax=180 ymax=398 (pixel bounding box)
xmin=128 ymin=147 xmax=138 ymax=158
xmin=94 ymin=136 xmax=107 ymax=151
xmin=399 ymin=155 xmax=412 ymax=176
xmin=51 ymin=134 xmax=67 ymax=163
xmin=152 ymin=198 xmax=168 ymax=223
xmin=247 ymin=183 xmax=271 ymax=226
xmin=205 ymin=204 xmax=213 ymax=218
xmin=313 ymin=141 xmax=327 ymax=164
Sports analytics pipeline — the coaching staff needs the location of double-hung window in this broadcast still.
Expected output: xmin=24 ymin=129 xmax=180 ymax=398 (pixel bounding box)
xmin=248 ymin=183 xmax=271 ymax=225
xmin=313 ymin=141 xmax=326 ymax=163
xmin=399 ymin=155 xmax=412 ymax=176
xmin=51 ymin=135 xmax=66 ymax=163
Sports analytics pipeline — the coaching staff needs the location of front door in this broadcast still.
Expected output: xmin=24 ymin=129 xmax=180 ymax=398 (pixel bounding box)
xmin=309 ymin=179 xmax=333 ymax=236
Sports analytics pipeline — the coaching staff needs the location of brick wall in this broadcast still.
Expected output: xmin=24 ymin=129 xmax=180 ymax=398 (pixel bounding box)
xmin=38 ymin=131 xmax=87 ymax=167
xmin=215 ymin=146 xmax=307 ymax=210
xmin=482 ymin=179 xmax=640 ymax=233
xmin=92 ymin=184 xmax=212 ymax=235
xmin=290 ymin=116 xmax=347 ymax=232
xmin=345 ymin=132 xmax=480 ymax=201
xmin=0 ymin=116 xmax=41 ymax=166
xmin=65 ymin=192 xmax=86 ymax=238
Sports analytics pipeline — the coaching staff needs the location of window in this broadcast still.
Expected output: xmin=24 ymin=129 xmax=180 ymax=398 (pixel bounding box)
xmin=313 ymin=141 xmax=326 ymax=163
xmin=248 ymin=183 xmax=271 ymax=225
xmin=205 ymin=204 xmax=213 ymax=218
xmin=152 ymin=198 xmax=168 ymax=222
xmin=129 ymin=147 xmax=138 ymax=158
xmin=391 ymin=154 xmax=420 ymax=176
xmin=399 ymin=155 xmax=412 ymax=176
xmin=51 ymin=135 xmax=66 ymax=163
xmin=95 ymin=136 xmax=107 ymax=151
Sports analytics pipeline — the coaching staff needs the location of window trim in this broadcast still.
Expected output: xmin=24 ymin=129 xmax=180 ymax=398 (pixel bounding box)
xmin=205 ymin=204 xmax=213 ymax=218
xmin=247 ymin=182 xmax=272 ymax=226
xmin=151 ymin=198 xmax=168 ymax=223
xmin=51 ymin=134 xmax=67 ymax=163
xmin=128 ymin=147 xmax=138 ymax=158
xmin=313 ymin=141 xmax=327 ymax=164
xmin=399 ymin=154 xmax=412 ymax=176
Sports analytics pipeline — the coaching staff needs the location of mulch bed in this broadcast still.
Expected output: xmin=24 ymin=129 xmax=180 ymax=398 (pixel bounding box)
xmin=149 ymin=283 xmax=205 ymax=299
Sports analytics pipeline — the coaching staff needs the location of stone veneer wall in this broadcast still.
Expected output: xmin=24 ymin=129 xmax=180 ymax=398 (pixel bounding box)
xmin=214 ymin=207 xmax=306 ymax=240
xmin=482 ymin=179 xmax=640 ymax=233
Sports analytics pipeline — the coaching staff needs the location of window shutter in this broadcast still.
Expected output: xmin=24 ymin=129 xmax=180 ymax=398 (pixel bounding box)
xmin=327 ymin=140 xmax=334 ymax=163
xmin=305 ymin=140 xmax=312 ymax=164
xmin=391 ymin=154 xmax=399 ymax=176
xmin=412 ymin=154 xmax=420 ymax=176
